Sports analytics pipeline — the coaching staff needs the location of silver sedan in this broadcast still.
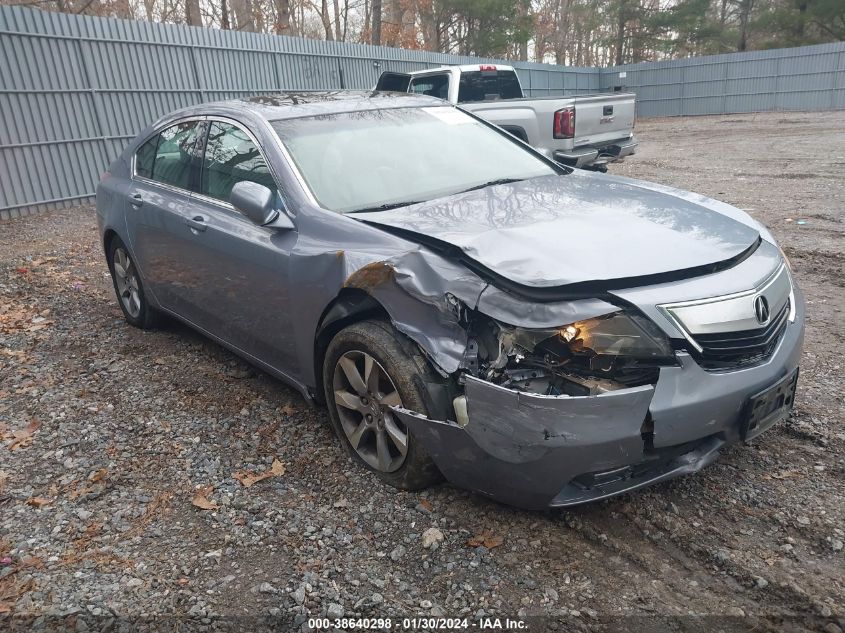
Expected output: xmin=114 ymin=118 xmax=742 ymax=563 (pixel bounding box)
xmin=97 ymin=92 xmax=804 ymax=509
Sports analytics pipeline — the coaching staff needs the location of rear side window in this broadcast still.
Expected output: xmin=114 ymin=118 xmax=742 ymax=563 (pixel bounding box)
xmin=135 ymin=120 xmax=202 ymax=191
xmin=201 ymin=121 xmax=276 ymax=203
xmin=410 ymin=74 xmax=450 ymax=100
xmin=457 ymin=70 xmax=522 ymax=103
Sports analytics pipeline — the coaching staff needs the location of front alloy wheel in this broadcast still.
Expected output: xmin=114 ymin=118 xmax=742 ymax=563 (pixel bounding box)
xmin=332 ymin=350 xmax=408 ymax=473
xmin=322 ymin=320 xmax=442 ymax=490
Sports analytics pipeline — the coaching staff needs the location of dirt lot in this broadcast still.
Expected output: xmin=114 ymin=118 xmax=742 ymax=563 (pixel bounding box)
xmin=1 ymin=111 xmax=843 ymax=631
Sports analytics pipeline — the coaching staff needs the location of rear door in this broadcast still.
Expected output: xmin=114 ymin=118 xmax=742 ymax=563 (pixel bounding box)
xmin=375 ymin=72 xmax=412 ymax=93
xmin=125 ymin=118 xmax=208 ymax=314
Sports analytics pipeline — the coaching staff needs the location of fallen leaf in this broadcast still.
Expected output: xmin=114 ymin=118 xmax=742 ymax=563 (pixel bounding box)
xmin=466 ymin=530 xmax=504 ymax=549
xmin=19 ymin=556 xmax=43 ymax=569
xmin=6 ymin=420 xmax=40 ymax=451
xmin=232 ymin=458 xmax=285 ymax=488
xmin=419 ymin=498 xmax=433 ymax=512
xmin=0 ymin=470 xmax=8 ymax=491
xmin=14 ymin=267 xmax=28 ymax=274
xmin=89 ymin=468 xmax=108 ymax=483
xmin=191 ymin=486 xmax=218 ymax=511
xmin=25 ymin=497 xmax=52 ymax=508
xmin=26 ymin=321 xmax=53 ymax=332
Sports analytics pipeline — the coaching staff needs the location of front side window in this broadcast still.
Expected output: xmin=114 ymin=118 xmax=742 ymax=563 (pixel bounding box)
xmin=201 ymin=121 xmax=276 ymax=203
xmin=148 ymin=121 xmax=202 ymax=190
xmin=410 ymin=74 xmax=449 ymax=100
xmin=271 ymin=106 xmax=557 ymax=213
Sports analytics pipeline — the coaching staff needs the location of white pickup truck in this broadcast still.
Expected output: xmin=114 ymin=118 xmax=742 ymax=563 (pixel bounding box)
xmin=376 ymin=64 xmax=638 ymax=171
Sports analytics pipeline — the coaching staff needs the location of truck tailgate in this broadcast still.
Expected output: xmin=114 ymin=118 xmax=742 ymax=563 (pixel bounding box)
xmin=573 ymin=93 xmax=636 ymax=147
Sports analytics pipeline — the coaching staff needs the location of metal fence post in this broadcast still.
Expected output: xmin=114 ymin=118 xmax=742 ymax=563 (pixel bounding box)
xmin=75 ymin=35 xmax=110 ymax=202
xmin=189 ymin=45 xmax=206 ymax=104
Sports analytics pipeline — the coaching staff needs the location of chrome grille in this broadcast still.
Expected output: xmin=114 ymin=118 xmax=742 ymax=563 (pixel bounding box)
xmin=691 ymin=298 xmax=790 ymax=369
xmin=658 ymin=264 xmax=794 ymax=370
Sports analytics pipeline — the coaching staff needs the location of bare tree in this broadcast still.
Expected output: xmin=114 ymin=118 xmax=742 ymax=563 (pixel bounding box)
xmin=220 ymin=0 xmax=231 ymax=28
xmin=274 ymin=0 xmax=290 ymax=32
xmin=231 ymin=0 xmax=255 ymax=29
xmin=184 ymin=0 xmax=201 ymax=25
xmin=371 ymin=0 xmax=382 ymax=44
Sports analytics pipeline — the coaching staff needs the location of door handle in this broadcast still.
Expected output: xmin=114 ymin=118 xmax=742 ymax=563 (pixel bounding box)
xmin=185 ymin=215 xmax=208 ymax=232
xmin=129 ymin=193 xmax=144 ymax=207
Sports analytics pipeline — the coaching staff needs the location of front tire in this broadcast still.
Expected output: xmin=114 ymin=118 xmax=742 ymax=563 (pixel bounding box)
xmin=107 ymin=236 xmax=160 ymax=329
xmin=323 ymin=320 xmax=442 ymax=490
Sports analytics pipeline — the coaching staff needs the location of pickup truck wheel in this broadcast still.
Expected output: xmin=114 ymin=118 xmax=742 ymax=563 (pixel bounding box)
xmin=323 ymin=320 xmax=442 ymax=490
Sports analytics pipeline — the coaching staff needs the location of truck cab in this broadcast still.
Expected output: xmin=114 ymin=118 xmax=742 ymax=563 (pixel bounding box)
xmin=376 ymin=64 xmax=638 ymax=171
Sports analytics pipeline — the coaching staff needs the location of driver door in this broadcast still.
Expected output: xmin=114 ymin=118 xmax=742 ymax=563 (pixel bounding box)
xmin=175 ymin=119 xmax=301 ymax=380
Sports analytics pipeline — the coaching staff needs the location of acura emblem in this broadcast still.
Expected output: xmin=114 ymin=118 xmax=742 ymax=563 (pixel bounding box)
xmin=754 ymin=295 xmax=770 ymax=325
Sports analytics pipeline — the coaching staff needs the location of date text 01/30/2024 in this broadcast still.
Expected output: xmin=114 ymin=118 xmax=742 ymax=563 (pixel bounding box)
xmin=306 ymin=617 xmax=528 ymax=630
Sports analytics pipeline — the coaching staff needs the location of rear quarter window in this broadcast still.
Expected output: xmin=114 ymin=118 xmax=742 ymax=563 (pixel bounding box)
xmin=135 ymin=135 xmax=158 ymax=179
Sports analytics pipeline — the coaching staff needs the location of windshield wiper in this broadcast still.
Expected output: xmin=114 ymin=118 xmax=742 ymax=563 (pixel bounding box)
xmin=456 ymin=177 xmax=525 ymax=195
xmin=346 ymin=200 xmax=424 ymax=214
xmin=345 ymin=178 xmax=524 ymax=213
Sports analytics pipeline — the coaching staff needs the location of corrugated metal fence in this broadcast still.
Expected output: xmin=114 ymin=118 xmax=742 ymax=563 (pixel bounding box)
xmin=0 ymin=6 xmax=598 ymax=217
xmin=1 ymin=6 xmax=844 ymax=217
xmin=604 ymin=42 xmax=845 ymax=117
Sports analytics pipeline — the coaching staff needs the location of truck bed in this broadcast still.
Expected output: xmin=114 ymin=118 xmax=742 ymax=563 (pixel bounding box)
xmin=461 ymin=92 xmax=636 ymax=163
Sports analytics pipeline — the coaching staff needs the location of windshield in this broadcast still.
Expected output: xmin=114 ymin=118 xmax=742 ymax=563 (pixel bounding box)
xmin=270 ymin=106 xmax=557 ymax=213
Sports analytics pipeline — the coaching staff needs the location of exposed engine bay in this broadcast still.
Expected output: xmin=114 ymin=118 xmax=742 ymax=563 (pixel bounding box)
xmin=460 ymin=309 xmax=672 ymax=396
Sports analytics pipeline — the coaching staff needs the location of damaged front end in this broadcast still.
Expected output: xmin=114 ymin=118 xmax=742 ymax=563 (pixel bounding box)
xmin=334 ymin=248 xmax=733 ymax=509
xmin=391 ymin=297 xmax=719 ymax=509
xmin=340 ymin=251 xmax=707 ymax=509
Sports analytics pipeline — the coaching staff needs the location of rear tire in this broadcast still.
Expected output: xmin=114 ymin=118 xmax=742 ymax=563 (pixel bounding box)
xmin=107 ymin=236 xmax=161 ymax=329
xmin=323 ymin=320 xmax=442 ymax=490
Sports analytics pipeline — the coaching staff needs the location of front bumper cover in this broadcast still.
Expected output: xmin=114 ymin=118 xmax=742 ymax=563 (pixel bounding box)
xmin=393 ymin=293 xmax=804 ymax=510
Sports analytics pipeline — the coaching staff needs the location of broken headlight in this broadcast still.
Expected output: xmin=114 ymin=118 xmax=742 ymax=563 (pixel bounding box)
xmin=474 ymin=311 xmax=676 ymax=395
xmin=556 ymin=312 xmax=674 ymax=361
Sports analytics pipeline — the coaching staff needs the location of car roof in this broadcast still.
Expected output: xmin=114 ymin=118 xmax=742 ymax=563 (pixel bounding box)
xmin=169 ymin=90 xmax=447 ymax=124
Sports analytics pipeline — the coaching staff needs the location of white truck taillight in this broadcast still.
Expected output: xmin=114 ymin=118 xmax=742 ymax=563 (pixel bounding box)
xmin=553 ymin=106 xmax=575 ymax=139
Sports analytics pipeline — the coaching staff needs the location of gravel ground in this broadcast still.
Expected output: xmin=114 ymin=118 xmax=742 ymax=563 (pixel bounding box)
xmin=1 ymin=111 xmax=843 ymax=632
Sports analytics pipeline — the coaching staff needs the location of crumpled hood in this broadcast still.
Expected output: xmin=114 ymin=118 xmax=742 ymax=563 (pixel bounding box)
xmin=353 ymin=171 xmax=762 ymax=289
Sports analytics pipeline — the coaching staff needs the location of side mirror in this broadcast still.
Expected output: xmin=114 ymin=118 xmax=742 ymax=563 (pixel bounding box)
xmin=230 ymin=181 xmax=292 ymax=229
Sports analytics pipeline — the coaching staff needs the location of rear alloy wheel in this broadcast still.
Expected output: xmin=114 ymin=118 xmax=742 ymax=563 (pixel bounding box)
xmin=107 ymin=236 xmax=160 ymax=329
xmin=113 ymin=247 xmax=141 ymax=319
xmin=323 ymin=320 xmax=442 ymax=490
xmin=332 ymin=350 xmax=408 ymax=473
